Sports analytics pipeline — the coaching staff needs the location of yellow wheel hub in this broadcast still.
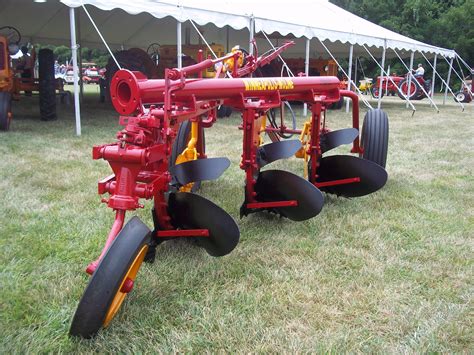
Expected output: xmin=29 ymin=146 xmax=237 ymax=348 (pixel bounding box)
xmin=103 ymin=245 xmax=148 ymax=327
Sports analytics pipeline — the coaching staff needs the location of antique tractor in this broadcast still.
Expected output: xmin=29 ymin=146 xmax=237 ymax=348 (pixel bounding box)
xmin=372 ymin=72 xmax=431 ymax=101
xmin=0 ymin=26 xmax=60 ymax=131
xmin=70 ymin=44 xmax=389 ymax=338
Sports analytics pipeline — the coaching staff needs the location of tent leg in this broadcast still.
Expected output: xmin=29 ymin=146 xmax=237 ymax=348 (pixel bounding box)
xmin=377 ymin=44 xmax=386 ymax=109
xmin=177 ymin=21 xmax=182 ymax=69
xmin=430 ymin=54 xmax=437 ymax=107
xmin=345 ymin=44 xmax=353 ymax=113
xmin=69 ymin=7 xmax=81 ymax=136
xmin=407 ymin=52 xmax=414 ymax=108
xmin=77 ymin=9 xmax=83 ymax=103
xmin=304 ymin=38 xmax=310 ymax=116
xmin=249 ymin=16 xmax=255 ymax=56
xmin=443 ymin=57 xmax=453 ymax=105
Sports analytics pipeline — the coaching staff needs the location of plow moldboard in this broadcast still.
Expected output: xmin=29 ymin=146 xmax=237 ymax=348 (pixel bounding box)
xmin=255 ymin=169 xmax=324 ymax=221
xmin=316 ymin=155 xmax=388 ymax=197
xmin=168 ymin=192 xmax=240 ymax=257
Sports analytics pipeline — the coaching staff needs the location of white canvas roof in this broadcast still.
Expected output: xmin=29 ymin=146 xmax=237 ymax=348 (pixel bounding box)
xmin=1 ymin=0 xmax=455 ymax=58
xmin=60 ymin=0 xmax=455 ymax=57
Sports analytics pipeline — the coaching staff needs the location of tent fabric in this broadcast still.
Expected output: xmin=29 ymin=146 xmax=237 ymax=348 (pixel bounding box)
xmin=60 ymin=0 xmax=455 ymax=57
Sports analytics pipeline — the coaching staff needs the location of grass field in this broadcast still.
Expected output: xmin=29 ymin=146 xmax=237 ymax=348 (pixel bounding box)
xmin=1 ymin=86 xmax=473 ymax=352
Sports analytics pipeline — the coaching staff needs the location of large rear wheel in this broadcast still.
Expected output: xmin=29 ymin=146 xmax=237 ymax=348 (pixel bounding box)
xmin=70 ymin=217 xmax=152 ymax=338
xmin=0 ymin=92 xmax=12 ymax=131
xmin=397 ymin=79 xmax=419 ymax=100
xmin=360 ymin=109 xmax=389 ymax=168
xmin=38 ymin=48 xmax=57 ymax=121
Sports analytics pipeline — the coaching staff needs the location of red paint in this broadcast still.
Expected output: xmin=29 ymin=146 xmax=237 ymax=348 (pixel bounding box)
xmin=156 ymin=229 xmax=209 ymax=237
xmin=247 ymin=200 xmax=298 ymax=209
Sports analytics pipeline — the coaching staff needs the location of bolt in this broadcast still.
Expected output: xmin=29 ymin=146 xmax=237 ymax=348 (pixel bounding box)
xmin=121 ymin=278 xmax=134 ymax=293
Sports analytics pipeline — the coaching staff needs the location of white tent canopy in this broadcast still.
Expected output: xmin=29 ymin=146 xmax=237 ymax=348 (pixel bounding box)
xmin=1 ymin=0 xmax=464 ymax=136
xmin=1 ymin=0 xmax=456 ymax=58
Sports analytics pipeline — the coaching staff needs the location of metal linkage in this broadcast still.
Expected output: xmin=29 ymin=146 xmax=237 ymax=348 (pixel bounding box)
xmin=419 ymin=52 xmax=465 ymax=111
xmin=363 ymin=44 xmax=416 ymax=112
xmin=392 ymin=49 xmax=439 ymax=112
xmin=318 ymin=38 xmax=373 ymax=109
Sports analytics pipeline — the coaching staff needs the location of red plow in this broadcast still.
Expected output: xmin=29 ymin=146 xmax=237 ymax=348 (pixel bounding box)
xmin=70 ymin=44 xmax=389 ymax=338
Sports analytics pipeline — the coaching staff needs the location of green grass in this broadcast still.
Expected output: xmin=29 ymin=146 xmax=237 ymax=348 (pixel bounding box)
xmin=0 ymin=86 xmax=473 ymax=352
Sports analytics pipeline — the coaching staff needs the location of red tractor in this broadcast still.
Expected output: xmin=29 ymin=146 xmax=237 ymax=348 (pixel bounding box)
xmin=372 ymin=73 xmax=432 ymax=100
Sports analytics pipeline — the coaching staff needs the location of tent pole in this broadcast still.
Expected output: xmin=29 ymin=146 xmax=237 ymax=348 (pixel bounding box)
xmin=345 ymin=44 xmax=353 ymax=113
xmin=430 ymin=54 xmax=437 ymax=107
xmin=69 ymin=7 xmax=81 ymax=136
xmin=443 ymin=57 xmax=453 ymax=104
xmin=177 ymin=21 xmax=182 ymax=69
xmin=441 ymin=55 xmax=473 ymax=96
xmin=377 ymin=43 xmax=386 ymax=109
xmin=420 ymin=52 xmax=464 ymax=110
xmin=303 ymin=38 xmax=310 ymax=116
xmin=392 ymin=49 xmax=437 ymax=111
xmin=249 ymin=16 xmax=254 ymax=56
xmin=354 ymin=57 xmax=358 ymax=94
xmin=319 ymin=39 xmax=372 ymax=109
xmin=406 ymin=52 xmax=414 ymax=108
xmin=363 ymin=44 xmax=415 ymax=111
xmin=77 ymin=9 xmax=83 ymax=103
xmin=385 ymin=65 xmax=390 ymax=96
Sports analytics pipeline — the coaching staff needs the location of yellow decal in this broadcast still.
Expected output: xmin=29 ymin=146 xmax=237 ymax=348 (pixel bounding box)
xmin=243 ymin=78 xmax=294 ymax=91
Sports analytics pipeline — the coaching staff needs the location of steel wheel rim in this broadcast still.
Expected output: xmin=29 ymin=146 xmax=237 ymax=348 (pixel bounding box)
xmin=103 ymin=245 xmax=148 ymax=327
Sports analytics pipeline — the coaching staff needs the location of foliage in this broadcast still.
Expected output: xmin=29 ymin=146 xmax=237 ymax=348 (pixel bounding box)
xmin=330 ymin=0 xmax=473 ymax=65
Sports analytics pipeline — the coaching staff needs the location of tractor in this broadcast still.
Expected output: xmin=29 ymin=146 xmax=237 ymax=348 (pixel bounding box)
xmin=69 ymin=42 xmax=389 ymax=338
xmin=0 ymin=26 xmax=61 ymax=131
xmin=371 ymin=72 xmax=432 ymax=101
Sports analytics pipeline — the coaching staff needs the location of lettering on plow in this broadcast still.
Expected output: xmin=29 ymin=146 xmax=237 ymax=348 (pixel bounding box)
xmin=243 ymin=78 xmax=295 ymax=91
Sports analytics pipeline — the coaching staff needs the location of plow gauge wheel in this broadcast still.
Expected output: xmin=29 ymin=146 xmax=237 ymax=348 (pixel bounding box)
xmin=69 ymin=217 xmax=151 ymax=338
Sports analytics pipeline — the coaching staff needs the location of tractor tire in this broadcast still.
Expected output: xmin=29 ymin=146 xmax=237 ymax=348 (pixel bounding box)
xmin=70 ymin=217 xmax=152 ymax=338
xmin=225 ymin=106 xmax=232 ymax=117
xmin=38 ymin=48 xmax=57 ymax=121
xmin=371 ymin=87 xmax=384 ymax=99
xmin=360 ymin=109 xmax=389 ymax=168
xmin=397 ymin=79 xmax=419 ymax=100
xmin=454 ymin=91 xmax=472 ymax=103
xmin=328 ymin=97 xmax=344 ymax=110
xmin=170 ymin=120 xmax=205 ymax=192
xmin=0 ymin=92 xmax=12 ymax=131
xmin=105 ymin=48 xmax=159 ymax=102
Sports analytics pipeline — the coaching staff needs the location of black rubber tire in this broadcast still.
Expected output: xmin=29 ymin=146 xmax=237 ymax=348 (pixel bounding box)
xmin=38 ymin=49 xmax=57 ymax=121
xmin=360 ymin=109 xmax=389 ymax=168
xmin=454 ymin=91 xmax=472 ymax=103
xmin=70 ymin=216 xmax=152 ymax=338
xmin=397 ymin=79 xmax=419 ymax=100
xmin=217 ymin=105 xmax=227 ymax=118
xmin=328 ymin=96 xmax=344 ymax=110
xmin=371 ymin=87 xmax=384 ymax=99
xmin=225 ymin=106 xmax=232 ymax=117
xmin=0 ymin=92 xmax=12 ymax=131
xmin=170 ymin=120 xmax=205 ymax=192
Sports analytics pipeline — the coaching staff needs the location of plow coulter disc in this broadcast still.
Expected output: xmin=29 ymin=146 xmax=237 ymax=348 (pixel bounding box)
xmin=257 ymin=140 xmax=302 ymax=167
xmin=321 ymin=128 xmax=359 ymax=154
xmin=255 ymin=170 xmax=324 ymax=221
xmin=169 ymin=157 xmax=231 ymax=186
xmin=168 ymin=192 xmax=240 ymax=257
xmin=316 ymin=155 xmax=387 ymax=197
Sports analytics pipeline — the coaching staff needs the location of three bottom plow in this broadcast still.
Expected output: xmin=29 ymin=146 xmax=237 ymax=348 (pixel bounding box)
xmin=70 ymin=52 xmax=388 ymax=338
